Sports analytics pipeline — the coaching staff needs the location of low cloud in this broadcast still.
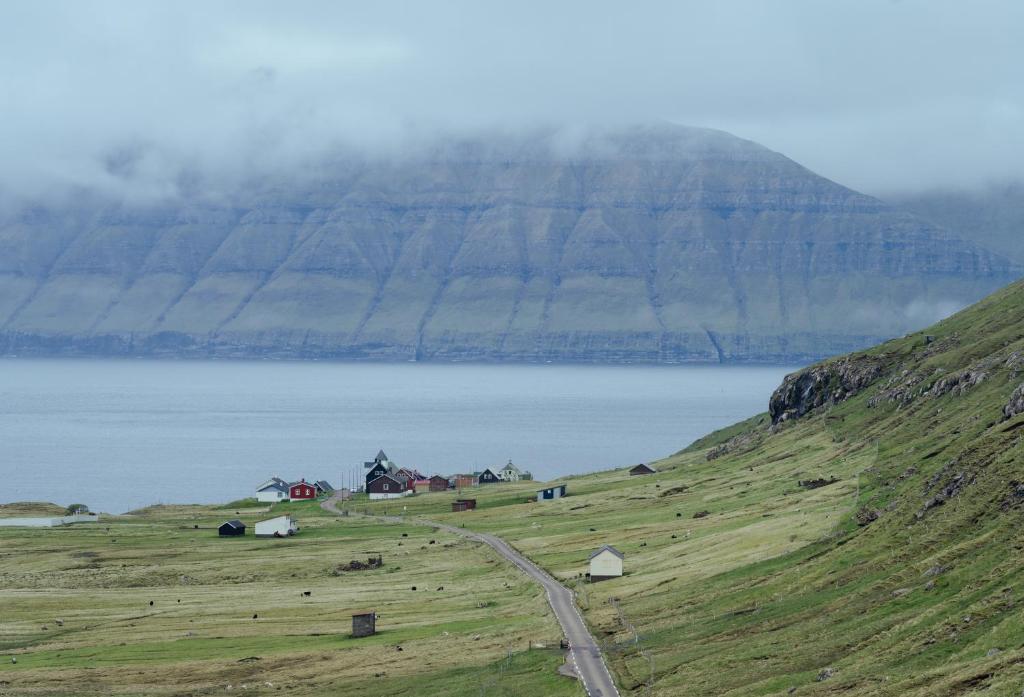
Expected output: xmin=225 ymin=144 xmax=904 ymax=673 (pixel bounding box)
xmin=1 ymin=0 xmax=1022 ymax=205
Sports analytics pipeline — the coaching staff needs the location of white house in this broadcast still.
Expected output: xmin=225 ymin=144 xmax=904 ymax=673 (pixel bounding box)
xmin=254 ymin=515 xmax=298 ymax=538
xmin=256 ymin=477 xmax=291 ymax=503
xmin=589 ymin=545 xmax=624 ymax=581
xmin=498 ymin=460 xmax=522 ymax=481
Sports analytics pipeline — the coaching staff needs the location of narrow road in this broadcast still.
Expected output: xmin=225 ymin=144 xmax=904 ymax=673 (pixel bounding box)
xmin=321 ymin=494 xmax=619 ymax=697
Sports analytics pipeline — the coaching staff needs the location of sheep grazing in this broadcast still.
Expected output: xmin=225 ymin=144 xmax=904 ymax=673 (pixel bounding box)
xmin=55 ymin=619 xmax=64 ymax=627
xmin=149 ymin=601 xmax=154 ymax=606
xmin=410 ymin=586 xmax=417 ymax=591
xmin=252 ymin=614 xmax=258 ymax=620
xmin=436 ymin=586 xmax=444 ymax=591
xmin=302 ymin=591 xmax=311 ymax=597
xmin=11 ymin=657 xmax=15 ymax=664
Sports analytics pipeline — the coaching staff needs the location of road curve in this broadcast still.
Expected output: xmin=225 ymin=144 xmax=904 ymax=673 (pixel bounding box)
xmin=321 ymin=494 xmax=619 ymax=697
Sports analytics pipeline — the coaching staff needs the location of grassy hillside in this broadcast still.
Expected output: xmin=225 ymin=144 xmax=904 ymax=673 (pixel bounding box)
xmin=365 ymin=279 xmax=1024 ymax=695
xmin=0 ymin=501 xmax=580 ymax=696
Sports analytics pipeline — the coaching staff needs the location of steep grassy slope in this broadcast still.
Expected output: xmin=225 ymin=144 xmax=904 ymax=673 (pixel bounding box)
xmin=0 ymin=501 xmax=579 ymax=696
xmin=367 ymin=279 xmax=1024 ymax=695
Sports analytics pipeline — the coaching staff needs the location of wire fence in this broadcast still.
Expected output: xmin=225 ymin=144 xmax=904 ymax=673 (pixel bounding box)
xmin=608 ymin=597 xmax=654 ymax=696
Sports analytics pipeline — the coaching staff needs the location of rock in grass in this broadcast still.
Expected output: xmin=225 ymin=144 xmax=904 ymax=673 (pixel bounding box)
xmin=816 ymin=667 xmax=835 ymax=681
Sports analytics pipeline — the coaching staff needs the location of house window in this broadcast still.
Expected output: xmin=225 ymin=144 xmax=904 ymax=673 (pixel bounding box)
xmin=383 ymin=483 xmax=389 ymax=491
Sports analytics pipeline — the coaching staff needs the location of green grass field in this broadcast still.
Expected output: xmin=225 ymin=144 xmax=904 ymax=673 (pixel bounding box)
xmin=0 ymin=501 xmax=581 ymax=696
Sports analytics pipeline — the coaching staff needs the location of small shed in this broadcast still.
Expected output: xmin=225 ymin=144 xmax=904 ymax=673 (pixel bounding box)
xmin=452 ymin=498 xmax=477 ymax=512
xmin=428 ymin=475 xmax=450 ymax=492
xmin=255 ymin=515 xmax=298 ymax=538
xmin=218 ymin=519 xmax=246 ymax=536
xmin=537 ymin=484 xmax=567 ymax=501
xmin=589 ymin=545 xmax=624 ymax=581
xmin=629 ymin=463 xmax=657 ymax=476
xmin=352 ymin=610 xmax=376 ymax=637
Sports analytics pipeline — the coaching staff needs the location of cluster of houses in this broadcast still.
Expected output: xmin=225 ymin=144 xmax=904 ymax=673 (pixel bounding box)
xmin=256 ymin=477 xmax=334 ymax=503
xmin=363 ymin=450 xmax=533 ymax=500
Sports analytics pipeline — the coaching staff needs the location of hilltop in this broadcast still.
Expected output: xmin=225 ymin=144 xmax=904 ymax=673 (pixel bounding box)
xmin=364 ymin=278 xmax=1024 ymax=694
xmin=0 ymin=124 xmax=1016 ymax=364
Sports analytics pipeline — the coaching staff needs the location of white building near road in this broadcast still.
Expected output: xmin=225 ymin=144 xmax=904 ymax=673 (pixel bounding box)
xmin=254 ymin=515 xmax=298 ymax=538
xmin=589 ymin=545 xmax=624 ymax=581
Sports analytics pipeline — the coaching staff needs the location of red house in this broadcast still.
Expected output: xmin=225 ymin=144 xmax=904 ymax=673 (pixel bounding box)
xmin=289 ymin=480 xmax=316 ymax=500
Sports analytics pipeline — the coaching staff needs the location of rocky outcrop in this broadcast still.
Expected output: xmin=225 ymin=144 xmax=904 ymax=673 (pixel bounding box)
xmin=769 ymin=357 xmax=885 ymax=424
xmin=1002 ymin=383 xmax=1024 ymax=420
xmin=0 ymin=124 xmax=1017 ymax=363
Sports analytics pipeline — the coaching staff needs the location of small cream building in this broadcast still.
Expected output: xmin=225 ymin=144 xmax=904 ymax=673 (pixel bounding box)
xmin=255 ymin=515 xmax=298 ymax=538
xmin=588 ymin=545 xmax=624 ymax=582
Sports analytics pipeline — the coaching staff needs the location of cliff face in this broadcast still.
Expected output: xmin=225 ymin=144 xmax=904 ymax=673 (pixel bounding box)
xmin=0 ymin=124 xmax=1017 ymax=363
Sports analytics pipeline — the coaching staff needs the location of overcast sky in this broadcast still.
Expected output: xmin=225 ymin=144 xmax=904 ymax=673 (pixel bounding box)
xmin=1 ymin=0 xmax=1022 ymax=202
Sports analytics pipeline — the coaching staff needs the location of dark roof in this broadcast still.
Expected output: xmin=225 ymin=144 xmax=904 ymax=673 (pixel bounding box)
xmin=257 ymin=477 xmax=289 ymax=492
xmin=589 ymin=545 xmax=624 ymax=560
xmin=537 ymin=483 xmax=567 ymax=492
xmin=315 ymin=480 xmax=334 ymax=492
xmin=221 ymin=519 xmax=245 ymax=529
xmin=630 ymin=463 xmax=657 ymax=473
xmin=376 ymin=449 xmax=388 ymax=461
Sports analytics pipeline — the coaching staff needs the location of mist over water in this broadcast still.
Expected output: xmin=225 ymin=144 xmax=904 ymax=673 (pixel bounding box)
xmin=0 ymin=359 xmax=795 ymax=513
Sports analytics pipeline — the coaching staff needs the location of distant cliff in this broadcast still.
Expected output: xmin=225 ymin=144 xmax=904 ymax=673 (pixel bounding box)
xmin=0 ymin=124 xmax=1017 ymax=363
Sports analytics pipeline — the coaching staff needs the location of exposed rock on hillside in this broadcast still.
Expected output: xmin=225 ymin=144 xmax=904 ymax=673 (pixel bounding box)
xmin=769 ymin=356 xmax=884 ymax=423
xmin=0 ymin=124 xmax=1016 ymax=363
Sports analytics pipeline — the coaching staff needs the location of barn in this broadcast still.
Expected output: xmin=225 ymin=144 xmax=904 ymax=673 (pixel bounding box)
xmin=289 ymin=480 xmax=316 ymax=500
xmin=255 ymin=515 xmax=298 ymax=538
xmin=537 ymin=484 xmax=567 ymax=501
xmin=218 ymin=519 xmax=246 ymax=536
xmin=589 ymin=545 xmax=624 ymax=581
xmin=629 ymin=463 xmax=657 ymax=476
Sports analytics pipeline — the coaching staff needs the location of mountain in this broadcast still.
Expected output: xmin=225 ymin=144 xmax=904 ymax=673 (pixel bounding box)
xmin=0 ymin=124 xmax=1017 ymax=363
xmin=891 ymin=181 xmax=1024 ymax=265
xmin=365 ymin=277 xmax=1024 ymax=694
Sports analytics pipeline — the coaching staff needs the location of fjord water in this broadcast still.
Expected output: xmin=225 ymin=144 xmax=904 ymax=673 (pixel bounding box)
xmin=0 ymin=359 xmax=796 ymax=513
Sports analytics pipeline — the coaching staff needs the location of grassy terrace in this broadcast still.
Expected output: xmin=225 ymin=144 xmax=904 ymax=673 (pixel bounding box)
xmin=0 ymin=500 xmax=581 ymax=697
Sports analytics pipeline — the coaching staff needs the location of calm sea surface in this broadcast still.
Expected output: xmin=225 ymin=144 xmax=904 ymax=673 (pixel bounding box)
xmin=0 ymin=359 xmax=797 ymax=513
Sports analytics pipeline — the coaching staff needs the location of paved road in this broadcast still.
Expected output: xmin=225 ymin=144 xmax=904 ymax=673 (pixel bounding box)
xmin=320 ymin=494 xmax=619 ymax=697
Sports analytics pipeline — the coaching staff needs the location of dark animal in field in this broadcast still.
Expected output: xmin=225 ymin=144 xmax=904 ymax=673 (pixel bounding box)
xmin=401 ymin=533 xmax=408 ymax=537
xmin=676 ymin=512 xmax=682 ymax=517
xmin=252 ymin=614 xmax=258 ymax=619
xmin=149 ymin=601 xmax=154 ymax=606
xmin=429 ymin=540 xmax=436 ymax=544
xmin=437 ymin=586 xmax=444 ymax=591
xmin=411 ymin=586 xmax=416 ymax=591
xmin=302 ymin=591 xmax=311 ymax=597
xmin=589 ymin=528 xmax=596 ymax=532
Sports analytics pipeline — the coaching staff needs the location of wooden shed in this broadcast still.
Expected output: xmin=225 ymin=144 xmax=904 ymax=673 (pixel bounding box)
xmin=629 ymin=463 xmax=657 ymax=476
xmin=351 ymin=610 xmax=376 ymax=637
xmin=218 ymin=519 xmax=246 ymax=536
xmin=428 ymin=475 xmax=450 ymax=492
xmin=452 ymin=498 xmax=477 ymax=512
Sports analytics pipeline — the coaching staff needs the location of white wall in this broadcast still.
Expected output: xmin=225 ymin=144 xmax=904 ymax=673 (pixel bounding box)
xmin=590 ymin=551 xmax=623 ymax=578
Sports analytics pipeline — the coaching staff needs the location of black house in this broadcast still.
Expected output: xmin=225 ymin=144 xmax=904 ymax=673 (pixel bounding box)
xmin=365 ymin=461 xmax=390 ymax=489
xmin=218 ymin=519 xmax=246 ymax=536
xmin=476 ymin=468 xmax=500 ymax=485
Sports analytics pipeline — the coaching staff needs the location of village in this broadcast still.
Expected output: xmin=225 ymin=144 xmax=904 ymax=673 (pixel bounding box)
xmin=232 ymin=449 xmax=656 ymax=611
